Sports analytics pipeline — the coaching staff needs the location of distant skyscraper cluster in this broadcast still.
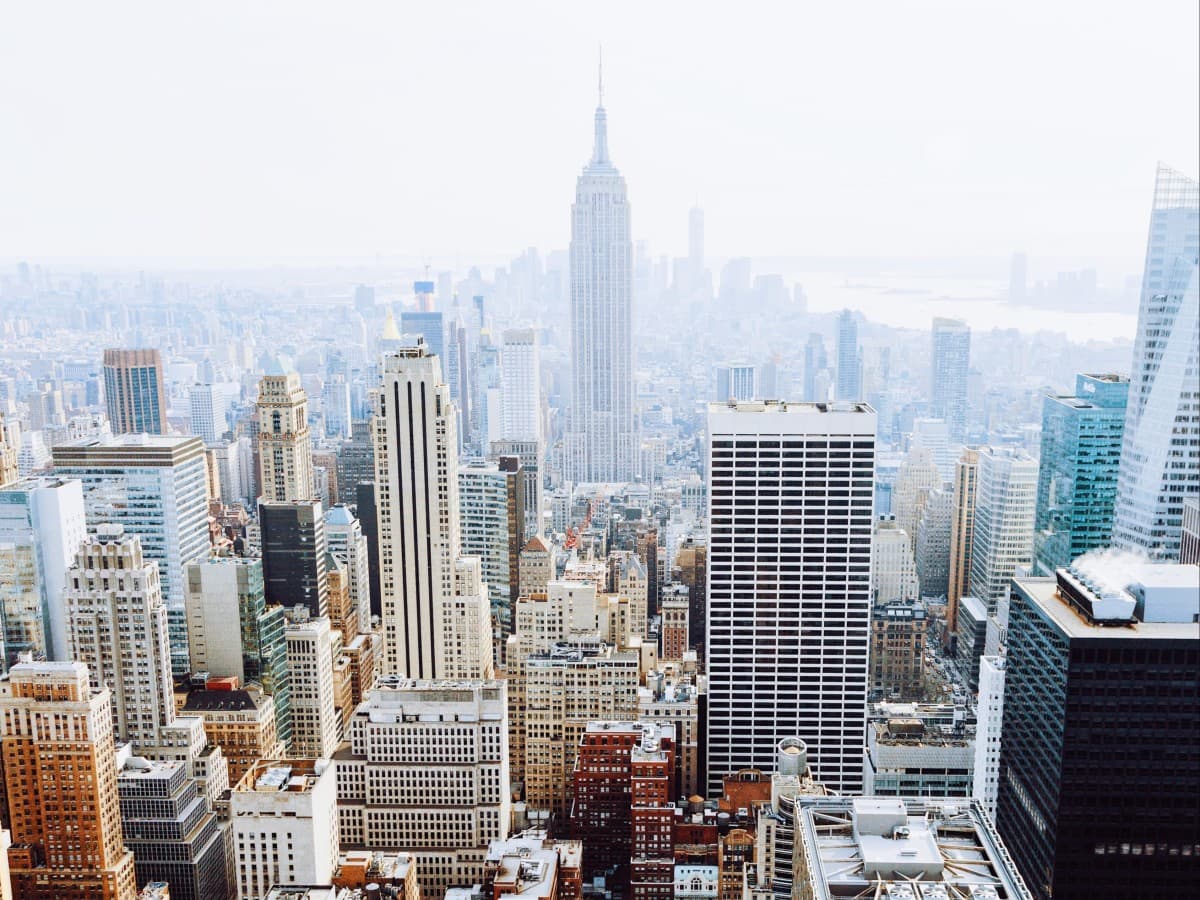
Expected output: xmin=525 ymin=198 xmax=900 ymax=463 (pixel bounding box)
xmin=0 ymin=65 xmax=1197 ymax=900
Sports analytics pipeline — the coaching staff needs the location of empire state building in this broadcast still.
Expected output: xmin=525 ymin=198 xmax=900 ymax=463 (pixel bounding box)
xmin=566 ymin=80 xmax=637 ymax=483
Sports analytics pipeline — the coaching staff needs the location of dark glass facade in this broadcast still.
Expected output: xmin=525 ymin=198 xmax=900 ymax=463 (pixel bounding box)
xmin=996 ymin=580 xmax=1200 ymax=899
xmin=259 ymin=500 xmax=328 ymax=620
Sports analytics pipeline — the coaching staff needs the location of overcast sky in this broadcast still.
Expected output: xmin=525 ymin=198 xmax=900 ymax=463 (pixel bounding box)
xmin=1 ymin=1 xmax=1196 ymax=271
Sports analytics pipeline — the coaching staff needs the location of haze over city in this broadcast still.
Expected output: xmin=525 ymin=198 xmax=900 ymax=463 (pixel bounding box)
xmin=0 ymin=4 xmax=1197 ymax=900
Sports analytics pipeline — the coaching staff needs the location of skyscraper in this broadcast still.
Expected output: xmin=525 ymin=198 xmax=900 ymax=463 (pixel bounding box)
xmin=459 ymin=458 xmax=525 ymax=639
xmin=373 ymin=340 xmax=491 ymax=680
xmin=1033 ymin=374 xmax=1128 ymax=574
xmin=0 ymin=476 xmax=86 ymax=666
xmin=1 ymin=661 xmax=138 ymax=900
xmin=946 ymin=447 xmax=980 ymax=635
xmin=64 ymin=526 xmax=175 ymax=751
xmin=835 ymin=310 xmax=862 ymax=401
xmin=500 ymin=327 xmax=541 ymax=444
xmin=52 ymin=434 xmax=210 ymax=674
xmin=256 ymin=369 xmax=314 ymax=503
xmin=189 ymin=383 xmax=236 ymax=445
xmin=566 ymin=79 xmax=636 ymax=483
xmin=705 ymin=400 xmax=876 ymax=795
xmin=103 ymin=348 xmax=168 ymax=436
xmin=400 ymin=310 xmax=445 ymax=361
xmin=184 ymin=556 xmax=292 ymax=749
xmin=930 ymin=318 xmax=970 ymax=443
xmin=1112 ymin=164 xmax=1200 ymax=559
xmin=713 ymin=363 xmax=758 ymax=402
xmin=803 ymin=333 xmax=828 ymax=403
xmin=968 ymin=447 xmax=1038 ymax=612
xmin=0 ymin=412 xmax=17 ymax=488
xmin=997 ymin=565 xmax=1199 ymax=899
xmin=259 ymin=500 xmax=329 ymax=619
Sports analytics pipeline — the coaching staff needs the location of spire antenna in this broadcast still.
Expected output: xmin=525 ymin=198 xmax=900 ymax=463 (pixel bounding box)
xmin=598 ymin=44 xmax=604 ymax=106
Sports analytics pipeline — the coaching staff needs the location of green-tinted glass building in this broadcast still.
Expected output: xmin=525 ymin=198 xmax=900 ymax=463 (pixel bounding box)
xmin=1033 ymin=373 xmax=1128 ymax=574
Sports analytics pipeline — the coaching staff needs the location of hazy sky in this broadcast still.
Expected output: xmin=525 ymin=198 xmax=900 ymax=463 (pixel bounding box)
xmin=2 ymin=1 xmax=1197 ymax=271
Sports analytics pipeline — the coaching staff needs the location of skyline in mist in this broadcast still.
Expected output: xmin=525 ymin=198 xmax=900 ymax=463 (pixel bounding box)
xmin=2 ymin=1 xmax=1197 ymax=274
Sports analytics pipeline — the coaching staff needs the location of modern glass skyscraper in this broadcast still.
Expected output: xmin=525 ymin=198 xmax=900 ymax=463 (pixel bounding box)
xmin=1112 ymin=164 xmax=1199 ymax=559
xmin=930 ymin=318 xmax=970 ymax=443
xmin=566 ymin=82 xmax=636 ymax=483
xmin=997 ymin=568 xmax=1199 ymax=899
xmin=1033 ymin=373 xmax=1128 ymax=574
xmin=835 ymin=310 xmax=862 ymax=401
xmin=400 ymin=310 xmax=445 ymax=361
xmin=103 ymin=348 xmax=168 ymax=435
xmin=705 ymin=400 xmax=876 ymax=796
xmin=52 ymin=435 xmax=210 ymax=675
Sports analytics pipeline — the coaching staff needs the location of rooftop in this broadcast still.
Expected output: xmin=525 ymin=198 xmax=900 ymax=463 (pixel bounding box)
xmin=235 ymin=759 xmax=331 ymax=793
xmin=796 ymin=797 xmax=1032 ymax=899
xmin=1017 ymin=556 xmax=1200 ymax=643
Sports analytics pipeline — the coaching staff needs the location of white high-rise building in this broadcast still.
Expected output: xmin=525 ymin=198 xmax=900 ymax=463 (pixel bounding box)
xmin=872 ymin=519 xmax=919 ymax=603
xmin=967 ymin=447 xmax=1038 ymax=612
xmin=232 ymin=759 xmax=338 ymax=900
xmin=500 ymin=328 xmax=541 ymax=444
xmin=973 ymin=654 xmax=1006 ymax=820
xmin=373 ymin=340 xmax=491 ymax=680
xmin=321 ymin=374 xmax=352 ymax=440
xmin=52 ymin=434 xmax=210 ymax=674
xmin=892 ymin=445 xmax=942 ymax=555
xmin=64 ymin=525 xmax=175 ymax=751
xmin=0 ymin=476 xmax=87 ymax=664
xmin=285 ymin=615 xmax=341 ymax=759
xmin=565 ymin=82 xmax=636 ymax=483
xmin=324 ymin=505 xmax=372 ymax=632
xmin=189 ymin=382 xmax=238 ymax=445
xmin=1113 ymin=164 xmax=1199 ymax=559
xmin=334 ymin=678 xmax=511 ymax=899
xmin=705 ymin=400 xmax=876 ymax=795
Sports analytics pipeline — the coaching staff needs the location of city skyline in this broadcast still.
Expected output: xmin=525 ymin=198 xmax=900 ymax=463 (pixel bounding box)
xmin=0 ymin=9 xmax=1196 ymax=899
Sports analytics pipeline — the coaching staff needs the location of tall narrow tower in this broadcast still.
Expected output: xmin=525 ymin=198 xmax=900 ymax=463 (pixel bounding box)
xmin=1112 ymin=164 xmax=1199 ymax=559
xmin=373 ymin=340 xmax=462 ymax=678
xmin=257 ymin=366 xmax=314 ymax=503
xmin=566 ymin=68 xmax=636 ymax=483
xmin=930 ymin=318 xmax=970 ymax=443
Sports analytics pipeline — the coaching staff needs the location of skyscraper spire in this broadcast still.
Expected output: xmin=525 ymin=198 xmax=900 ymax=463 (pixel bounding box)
xmin=591 ymin=48 xmax=609 ymax=166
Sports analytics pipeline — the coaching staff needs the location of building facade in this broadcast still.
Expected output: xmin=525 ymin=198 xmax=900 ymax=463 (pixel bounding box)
xmin=64 ymin=527 xmax=175 ymax=750
xmin=334 ymin=678 xmax=511 ymax=899
xmin=565 ymin=91 xmax=637 ymax=483
xmin=184 ymin=556 xmax=292 ymax=749
xmin=1112 ymin=164 xmax=1199 ymax=559
xmin=0 ymin=661 xmax=138 ymax=900
xmin=103 ymin=348 xmax=168 ymax=436
xmin=967 ymin=447 xmax=1037 ymax=613
xmin=232 ymin=759 xmax=338 ymax=900
xmin=0 ymin=476 xmax=86 ymax=665
xmin=706 ymin=401 xmax=875 ymax=795
xmin=53 ymin=434 xmax=210 ymax=674
xmin=1033 ymin=374 xmax=1128 ymax=574
xmin=930 ymin=318 xmax=970 ymax=443
xmin=996 ymin=566 xmax=1199 ymax=899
